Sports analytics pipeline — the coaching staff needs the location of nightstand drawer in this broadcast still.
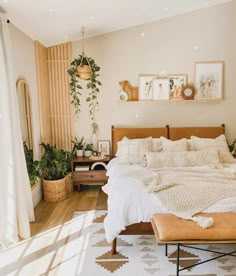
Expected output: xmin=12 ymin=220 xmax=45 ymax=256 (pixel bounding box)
xmin=74 ymin=170 xmax=108 ymax=183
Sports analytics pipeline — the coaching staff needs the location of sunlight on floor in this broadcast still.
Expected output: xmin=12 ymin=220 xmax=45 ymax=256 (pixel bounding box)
xmin=0 ymin=210 xmax=97 ymax=276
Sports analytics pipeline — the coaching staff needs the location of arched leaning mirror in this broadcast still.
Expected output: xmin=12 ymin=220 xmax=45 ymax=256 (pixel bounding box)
xmin=16 ymin=78 xmax=33 ymax=151
xmin=17 ymin=78 xmax=37 ymax=187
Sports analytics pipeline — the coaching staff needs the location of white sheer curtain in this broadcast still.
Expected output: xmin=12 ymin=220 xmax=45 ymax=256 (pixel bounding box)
xmin=0 ymin=14 xmax=35 ymax=247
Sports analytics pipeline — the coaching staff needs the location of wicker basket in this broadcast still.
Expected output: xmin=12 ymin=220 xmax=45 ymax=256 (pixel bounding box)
xmin=43 ymin=177 xmax=67 ymax=202
xmin=65 ymin=174 xmax=73 ymax=195
xmin=77 ymin=65 xmax=91 ymax=80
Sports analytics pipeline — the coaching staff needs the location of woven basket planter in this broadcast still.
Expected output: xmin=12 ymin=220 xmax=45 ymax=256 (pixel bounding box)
xmin=76 ymin=65 xmax=91 ymax=80
xmin=43 ymin=177 xmax=67 ymax=203
xmin=65 ymin=174 xmax=73 ymax=195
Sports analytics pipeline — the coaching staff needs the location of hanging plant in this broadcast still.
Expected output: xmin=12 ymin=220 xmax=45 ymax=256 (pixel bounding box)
xmin=67 ymin=27 xmax=101 ymax=124
xmin=67 ymin=55 xmax=101 ymax=123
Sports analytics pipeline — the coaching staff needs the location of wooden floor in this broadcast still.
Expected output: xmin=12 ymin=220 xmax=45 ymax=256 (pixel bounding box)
xmin=30 ymin=185 xmax=107 ymax=237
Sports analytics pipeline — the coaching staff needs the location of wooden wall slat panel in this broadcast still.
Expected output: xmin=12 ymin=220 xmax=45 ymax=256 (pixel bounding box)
xmin=35 ymin=41 xmax=51 ymax=145
xmin=36 ymin=41 xmax=73 ymax=151
xmin=46 ymin=42 xmax=74 ymax=150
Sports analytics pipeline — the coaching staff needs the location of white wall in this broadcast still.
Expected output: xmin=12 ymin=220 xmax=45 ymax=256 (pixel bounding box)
xmin=72 ymin=2 xmax=236 ymax=144
xmin=9 ymin=24 xmax=42 ymax=207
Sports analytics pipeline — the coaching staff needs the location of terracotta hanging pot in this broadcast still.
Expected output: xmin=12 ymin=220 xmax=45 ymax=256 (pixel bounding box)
xmin=76 ymin=64 xmax=92 ymax=80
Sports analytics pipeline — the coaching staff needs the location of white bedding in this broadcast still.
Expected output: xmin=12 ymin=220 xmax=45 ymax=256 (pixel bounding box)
xmin=103 ymin=158 xmax=236 ymax=243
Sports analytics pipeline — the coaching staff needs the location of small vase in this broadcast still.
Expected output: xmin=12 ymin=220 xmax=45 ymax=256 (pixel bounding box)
xmin=84 ymin=150 xmax=92 ymax=157
xmin=92 ymin=133 xmax=97 ymax=150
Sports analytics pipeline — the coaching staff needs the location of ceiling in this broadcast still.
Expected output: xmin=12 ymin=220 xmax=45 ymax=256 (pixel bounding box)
xmin=0 ymin=0 xmax=231 ymax=47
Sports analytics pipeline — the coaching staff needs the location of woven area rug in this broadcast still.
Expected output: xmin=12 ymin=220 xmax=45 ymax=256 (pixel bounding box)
xmin=58 ymin=210 xmax=236 ymax=276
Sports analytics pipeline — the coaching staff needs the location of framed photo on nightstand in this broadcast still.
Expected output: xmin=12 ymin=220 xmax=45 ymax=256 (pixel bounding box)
xmin=97 ymin=140 xmax=110 ymax=156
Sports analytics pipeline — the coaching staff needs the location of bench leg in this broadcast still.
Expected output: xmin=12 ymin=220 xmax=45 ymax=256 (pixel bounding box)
xmin=176 ymin=243 xmax=180 ymax=276
xmin=111 ymin=238 xmax=117 ymax=255
xmin=165 ymin=243 xmax=168 ymax=256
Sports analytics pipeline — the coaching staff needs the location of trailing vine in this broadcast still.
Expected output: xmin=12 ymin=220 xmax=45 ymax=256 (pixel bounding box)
xmin=67 ymin=55 xmax=102 ymax=124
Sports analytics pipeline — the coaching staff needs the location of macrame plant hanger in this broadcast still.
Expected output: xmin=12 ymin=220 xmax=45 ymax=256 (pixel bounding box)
xmin=77 ymin=26 xmax=92 ymax=80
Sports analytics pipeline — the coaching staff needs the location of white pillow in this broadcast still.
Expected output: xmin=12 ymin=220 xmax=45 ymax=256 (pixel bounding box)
xmin=116 ymin=137 xmax=152 ymax=164
xmin=152 ymin=138 xmax=162 ymax=152
xmin=191 ymin=135 xmax=235 ymax=164
xmin=145 ymin=150 xmax=220 ymax=168
xmin=160 ymin=136 xmax=188 ymax=152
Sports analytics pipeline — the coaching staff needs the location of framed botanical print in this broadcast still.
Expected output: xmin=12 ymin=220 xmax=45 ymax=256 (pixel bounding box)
xmin=139 ymin=75 xmax=157 ymax=100
xmin=195 ymin=61 xmax=223 ymax=100
xmin=152 ymin=78 xmax=170 ymax=100
xmin=169 ymin=74 xmax=187 ymax=99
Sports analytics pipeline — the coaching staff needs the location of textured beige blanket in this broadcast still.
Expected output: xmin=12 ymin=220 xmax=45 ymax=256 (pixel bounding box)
xmin=144 ymin=167 xmax=236 ymax=227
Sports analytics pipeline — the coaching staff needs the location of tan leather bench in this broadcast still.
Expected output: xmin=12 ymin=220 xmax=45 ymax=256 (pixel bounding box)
xmin=151 ymin=213 xmax=236 ymax=276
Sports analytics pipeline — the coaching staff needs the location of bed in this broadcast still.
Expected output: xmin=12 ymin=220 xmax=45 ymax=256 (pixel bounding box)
xmin=103 ymin=124 xmax=236 ymax=254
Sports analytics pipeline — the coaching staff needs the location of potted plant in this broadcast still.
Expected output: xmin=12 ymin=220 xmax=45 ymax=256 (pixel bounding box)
xmin=40 ymin=143 xmax=69 ymax=202
xmin=84 ymin=143 xmax=94 ymax=157
xmin=23 ymin=142 xmax=41 ymax=188
xmin=228 ymin=139 xmax=236 ymax=158
xmin=72 ymin=137 xmax=85 ymax=157
xmin=63 ymin=149 xmax=74 ymax=194
xmin=67 ymin=55 xmax=102 ymax=127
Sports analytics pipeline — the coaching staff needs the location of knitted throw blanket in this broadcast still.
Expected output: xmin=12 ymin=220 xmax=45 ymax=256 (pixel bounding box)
xmin=144 ymin=167 xmax=236 ymax=228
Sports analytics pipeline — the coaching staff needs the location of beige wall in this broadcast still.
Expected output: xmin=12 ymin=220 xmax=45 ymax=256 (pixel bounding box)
xmin=9 ymin=24 xmax=42 ymax=207
xmin=72 ymin=2 xmax=235 ymax=143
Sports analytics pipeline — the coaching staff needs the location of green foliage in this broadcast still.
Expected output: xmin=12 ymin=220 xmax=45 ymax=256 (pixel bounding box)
xmin=40 ymin=143 xmax=73 ymax=181
xmin=71 ymin=137 xmax=85 ymax=156
xmin=67 ymin=55 xmax=102 ymax=124
xmin=228 ymin=139 xmax=236 ymax=152
xmin=23 ymin=142 xmax=41 ymax=182
xmin=84 ymin=143 xmax=94 ymax=152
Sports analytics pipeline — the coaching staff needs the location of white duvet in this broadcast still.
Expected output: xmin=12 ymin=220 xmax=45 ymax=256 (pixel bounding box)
xmin=103 ymin=158 xmax=236 ymax=243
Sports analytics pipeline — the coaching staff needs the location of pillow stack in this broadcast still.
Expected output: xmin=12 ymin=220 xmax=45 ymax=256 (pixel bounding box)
xmin=190 ymin=135 xmax=235 ymax=164
xmin=116 ymin=134 xmax=235 ymax=166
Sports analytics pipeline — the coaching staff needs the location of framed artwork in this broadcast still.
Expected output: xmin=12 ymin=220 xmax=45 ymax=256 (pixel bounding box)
xmin=152 ymin=78 xmax=170 ymax=100
xmin=139 ymin=75 xmax=157 ymax=100
xmin=169 ymin=74 xmax=187 ymax=99
xmin=97 ymin=140 xmax=110 ymax=156
xmin=195 ymin=61 xmax=224 ymax=100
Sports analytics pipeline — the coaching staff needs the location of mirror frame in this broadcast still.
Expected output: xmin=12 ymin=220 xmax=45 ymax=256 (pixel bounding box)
xmin=16 ymin=78 xmax=35 ymax=156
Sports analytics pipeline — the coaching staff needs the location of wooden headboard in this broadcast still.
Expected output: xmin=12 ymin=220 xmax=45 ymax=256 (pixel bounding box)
xmin=111 ymin=126 xmax=168 ymax=156
xmin=111 ymin=124 xmax=225 ymax=156
xmin=169 ymin=124 xmax=225 ymax=140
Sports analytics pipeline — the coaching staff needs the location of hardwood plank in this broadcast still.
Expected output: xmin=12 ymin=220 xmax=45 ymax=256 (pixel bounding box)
xmin=30 ymin=186 xmax=107 ymax=236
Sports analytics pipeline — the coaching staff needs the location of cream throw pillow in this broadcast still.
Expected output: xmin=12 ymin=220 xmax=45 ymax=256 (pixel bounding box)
xmin=160 ymin=136 xmax=188 ymax=152
xmin=116 ymin=137 xmax=152 ymax=164
xmin=191 ymin=135 xmax=235 ymax=164
xmin=145 ymin=150 xmax=220 ymax=168
xmin=152 ymin=138 xmax=162 ymax=152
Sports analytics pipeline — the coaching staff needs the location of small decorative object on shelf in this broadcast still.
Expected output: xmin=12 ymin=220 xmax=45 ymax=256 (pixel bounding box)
xmin=118 ymin=90 xmax=128 ymax=101
xmin=119 ymin=80 xmax=138 ymax=101
xmin=181 ymin=84 xmax=195 ymax=100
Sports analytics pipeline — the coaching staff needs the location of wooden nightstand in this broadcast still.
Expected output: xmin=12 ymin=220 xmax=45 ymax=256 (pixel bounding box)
xmin=71 ymin=156 xmax=111 ymax=191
